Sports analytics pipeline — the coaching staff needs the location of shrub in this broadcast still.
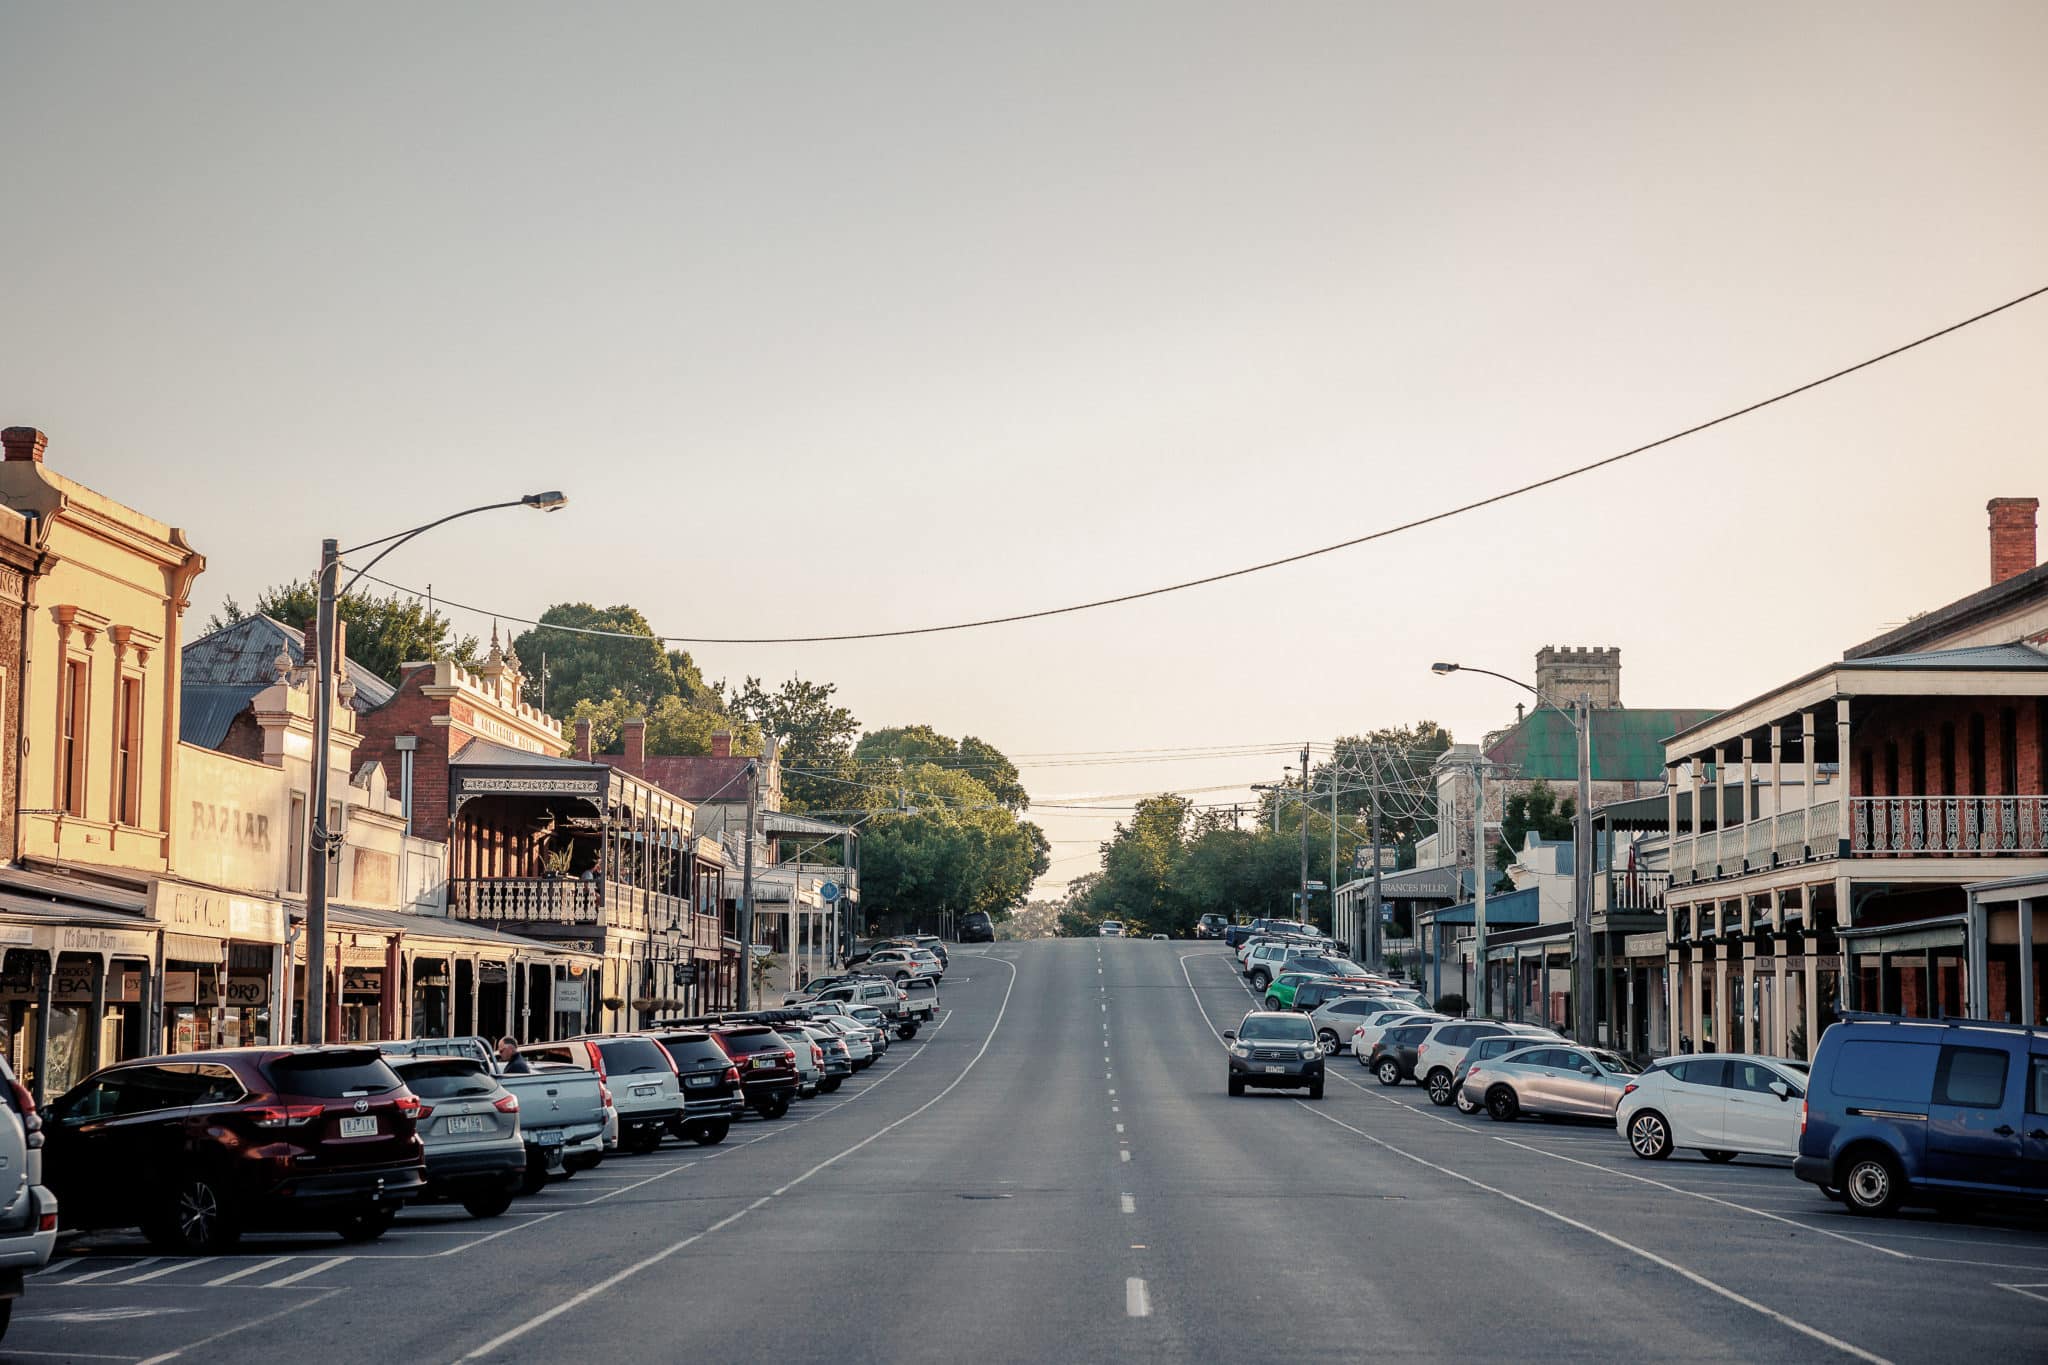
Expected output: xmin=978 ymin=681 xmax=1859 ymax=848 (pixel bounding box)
xmin=1433 ymin=992 xmax=1469 ymax=1017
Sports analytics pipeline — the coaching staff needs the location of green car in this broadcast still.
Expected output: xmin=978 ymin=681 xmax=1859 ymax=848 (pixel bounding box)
xmin=1263 ymin=970 xmax=1328 ymax=1012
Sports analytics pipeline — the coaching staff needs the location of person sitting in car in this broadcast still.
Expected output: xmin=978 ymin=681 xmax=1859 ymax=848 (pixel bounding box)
xmin=497 ymin=1036 xmax=533 ymax=1074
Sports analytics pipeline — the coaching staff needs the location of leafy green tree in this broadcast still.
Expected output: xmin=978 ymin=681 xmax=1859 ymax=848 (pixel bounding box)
xmin=726 ymin=676 xmax=861 ymax=813
xmin=855 ymin=727 xmax=1029 ymax=811
xmin=849 ymin=760 xmax=1048 ymax=936
xmin=1498 ymin=779 xmax=1575 ymax=870
xmin=509 ymin=604 xmax=682 ymax=717
xmin=210 ymin=582 xmax=480 ymax=686
xmin=565 ymin=690 xmax=763 ymax=757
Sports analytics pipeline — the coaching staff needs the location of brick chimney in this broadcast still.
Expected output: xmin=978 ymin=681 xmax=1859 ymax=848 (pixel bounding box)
xmin=623 ymin=717 xmax=646 ymax=765
xmin=711 ymin=731 xmax=733 ymax=759
xmin=574 ymin=718 xmax=594 ymax=762
xmin=1988 ymin=497 xmax=2039 ymax=585
xmin=1 ymin=427 xmax=47 ymax=463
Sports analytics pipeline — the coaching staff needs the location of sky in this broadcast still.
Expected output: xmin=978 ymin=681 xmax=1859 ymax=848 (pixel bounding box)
xmin=5 ymin=3 xmax=2047 ymax=895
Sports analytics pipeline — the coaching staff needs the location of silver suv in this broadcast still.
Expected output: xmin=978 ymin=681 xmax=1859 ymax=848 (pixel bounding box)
xmin=0 ymin=1057 xmax=56 ymax=1341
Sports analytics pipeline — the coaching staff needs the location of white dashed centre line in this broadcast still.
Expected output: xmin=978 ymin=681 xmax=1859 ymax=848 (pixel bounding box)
xmin=1120 ymin=1193 xmax=1136 ymax=1214
xmin=1120 ymin=1149 xmax=1132 ymax=1163
xmin=1126 ymin=1277 xmax=1151 ymax=1317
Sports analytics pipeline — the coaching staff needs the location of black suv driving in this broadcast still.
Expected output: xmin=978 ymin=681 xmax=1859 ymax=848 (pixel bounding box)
xmin=1223 ymin=1011 xmax=1325 ymax=1099
xmin=1194 ymin=914 xmax=1229 ymax=940
xmin=958 ymin=911 xmax=994 ymax=943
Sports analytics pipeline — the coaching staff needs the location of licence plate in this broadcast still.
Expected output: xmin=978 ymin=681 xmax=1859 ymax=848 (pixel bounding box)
xmin=536 ymin=1131 xmax=564 ymax=1147
xmin=339 ymin=1115 xmax=378 ymax=1137
xmin=685 ymin=1075 xmax=715 ymax=1088
xmin=446 ymin=1115 xmax=488 ymax=1135
xmin=1262 ymin=1065 xmax=1285 ymax=1074
xmin=632 ymin=1085 xmax=658 ymax=1098
xmin=751 ymin=1057 xmax=776 ymax=1069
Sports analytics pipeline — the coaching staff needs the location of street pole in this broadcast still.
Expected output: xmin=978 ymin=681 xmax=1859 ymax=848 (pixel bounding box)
xmin=306 ymin=538 xmax=340 ymax=1046
xmin=1329 ymin=770 xmax=1339 ymax=946
xmin=738 ymin=759 xmax=758 ymax=1010
xmin=1298 ymin=743 xmax=1310 ymax=929
xmin=1574 ymin=697 xmax=1595 ymax=1045
xmin=1368 ymin=753 xmax=1384 ymax=971
xmin=1473 ymin=758 xmax=1489 ymax=1017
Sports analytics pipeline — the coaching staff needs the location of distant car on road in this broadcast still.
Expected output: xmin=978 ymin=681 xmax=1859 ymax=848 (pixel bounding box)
xmin=1195 ymin=914 xmax=1229 ymax=940
xmin=1099 ymin=920 xmax=1125 ymax=937
xmin=1224 ymin=1011 xmax=1325 ymax=1099
xmin=958 ymin=910 xmax=995 ymax=943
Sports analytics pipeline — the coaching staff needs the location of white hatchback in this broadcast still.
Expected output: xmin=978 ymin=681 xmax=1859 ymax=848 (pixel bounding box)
xmin=1614 ymin=1054 xmax=1809 ymax=1161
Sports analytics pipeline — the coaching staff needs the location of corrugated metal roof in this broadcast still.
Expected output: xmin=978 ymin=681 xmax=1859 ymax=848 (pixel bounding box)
xmin=1841 ymin=642 xmax=2048 ymax=670
xmin=181 ymin=614 xmax=396 ymax=706
xmin=450 ymin=736 xmax=592 ymax=769
xmin=181 ymin=683 xmax=262 ymax=748
xmin=322 ymin=904 xmax=600 ymax=958
xmin=1423 ymin=886 xmax=1541 ymax=926
xmin=1484 ymin=707 xmax=1721 ymax=783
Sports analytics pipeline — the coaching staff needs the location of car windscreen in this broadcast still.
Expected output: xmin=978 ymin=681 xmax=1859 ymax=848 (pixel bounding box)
xmin=1239 ymin=1015 xmax=1313 ymax=1041
xmin=595 ymin=1039 xmax=673 ymax=1075
xmin=396 ymin=1061 xmax=498 ymax=1100
xmin=268 ymin=1051 xmax=403 ymax=1097
xmin=658 ymin=1035 xmax=730 ymax=1068
xmin=715 ymin=1029 xmax=786 ymax=1057
xmin=1590 ymin=1050 xmax=1643 ymax=1075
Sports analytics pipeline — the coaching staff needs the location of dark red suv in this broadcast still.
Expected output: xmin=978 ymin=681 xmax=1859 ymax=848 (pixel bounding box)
xmin=709 ymin=1026 xmax=799 ymax=1119
xmin=44 ymin=1046 xmax=425 ymax=1253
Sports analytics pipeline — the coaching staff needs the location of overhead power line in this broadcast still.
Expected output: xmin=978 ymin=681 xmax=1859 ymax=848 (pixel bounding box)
xmin=364 ymin=282 xmax=2046 ymax=646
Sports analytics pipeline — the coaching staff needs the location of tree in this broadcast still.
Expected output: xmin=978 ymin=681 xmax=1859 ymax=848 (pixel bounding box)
xmin=850 ymin=760 xmax=1049 ymax=936
xmin=509 ymin=603 xmax=682 ymax=717
xmin=1498 ymin=779 xmax=1575 ymax=869
xmin=854 ymin=727 xmax=1029 ymax=811
xmin=565 ymin=690 xmax=763 ymax=757
xmin=725 ymin=676 xmax=861 ymax=813
xmin=211 ymin=581 xmax=481 ymax=686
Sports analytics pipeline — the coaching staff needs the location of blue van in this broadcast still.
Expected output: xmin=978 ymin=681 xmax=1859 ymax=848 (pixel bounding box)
xmin=1795 ymin=1014 xmax=2048 ymax=1216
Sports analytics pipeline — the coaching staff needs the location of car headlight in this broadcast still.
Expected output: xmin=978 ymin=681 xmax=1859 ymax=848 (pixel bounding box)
xmin=1300 ymin=1045 xmax=1321 ymax=1059
xmin=1228 ymin=1043 xmax=1251 ymax=1058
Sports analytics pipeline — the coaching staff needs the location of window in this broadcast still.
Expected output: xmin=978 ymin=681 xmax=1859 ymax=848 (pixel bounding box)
xmin=1933 ymin=1046 xmax=2009 ymax=1109
xmin=1969 ymin=713 xmax=1987 ymax=793
xmin=1672 ymin=1059 xmax=1730 ymax=1087
xmin=287 ymin=792 xmax=307 ymax=894
xmin=1556 ymin=1050 xmax=1593 ymax=1072
xmin=1729 ymin=1062 xmax=1783 ymax=1093
xmin=2030 ymin=1058 xmax=2048 ymax=1117
xmin=2000 ymin=709 xmax=2019 ymax=795
xmin=59 ymin=659 xmax=88 ymax=816
xmin=113 ymin=676 xmax=142 ymax=825
xmin=1833 ymin=1040 xmax=1939 ymax=1103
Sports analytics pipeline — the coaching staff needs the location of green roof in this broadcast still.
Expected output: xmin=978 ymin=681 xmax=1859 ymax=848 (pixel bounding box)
xmin=1483 ymin=707 xmax=1719 ymax=783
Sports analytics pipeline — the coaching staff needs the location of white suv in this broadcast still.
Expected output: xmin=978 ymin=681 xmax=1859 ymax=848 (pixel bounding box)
xmin=0 ymin=1058 xmax=55 ymax=1342
xmin=1099 ymin=921 xmax=1125 ymax=937
xmin=1413 ymin=1021 xmax=1558 ymax=1106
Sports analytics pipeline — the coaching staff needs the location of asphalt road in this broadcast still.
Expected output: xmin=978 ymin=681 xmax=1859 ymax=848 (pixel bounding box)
xmin=9 ymin=939 xmax=2048 ymax=1363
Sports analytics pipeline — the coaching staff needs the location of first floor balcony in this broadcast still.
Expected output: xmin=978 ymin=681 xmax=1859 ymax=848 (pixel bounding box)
xmin=449 ymin=876 xmax=690 ymax=934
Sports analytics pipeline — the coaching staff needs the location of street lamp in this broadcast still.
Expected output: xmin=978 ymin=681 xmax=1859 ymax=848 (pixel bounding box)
xmin=302 ymin=492 xmax=569 ymax=1045
xmin=1434 ymin=660 xmax=1595 ymax=1045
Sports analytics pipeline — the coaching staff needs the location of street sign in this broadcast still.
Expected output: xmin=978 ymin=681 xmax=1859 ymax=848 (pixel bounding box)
xmin=1306 ymin=881 xmax=1326 ymax=891
xmin=820 ymin=882 xmax=841 ymax=903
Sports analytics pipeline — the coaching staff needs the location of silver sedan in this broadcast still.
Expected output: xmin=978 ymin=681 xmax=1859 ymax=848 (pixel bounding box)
xmin=1461 ymin=1043 xmax=1643 ymax=1123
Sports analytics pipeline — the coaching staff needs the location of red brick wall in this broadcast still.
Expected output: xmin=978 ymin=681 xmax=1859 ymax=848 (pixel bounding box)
xmin=1853 ymin=697 xmax=2047 ymax=797
xmin=354 ymin=664 xmax=454 ymax=838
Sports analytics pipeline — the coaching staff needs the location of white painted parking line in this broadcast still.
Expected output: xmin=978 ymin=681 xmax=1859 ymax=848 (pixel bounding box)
xmin=205 ymin=1256 xmax=294 ymax=1287
xmin=61 ymin=1259 xmax=158 ymax=1286
xmin=133 ymin=1286 xmax=342 ymax=1365
xmin=1997 ymin=1283 xmax=2048 ymax=1305
xmin=1120 ymin=1194 xmax=1136 ymax=1214
xmin=120 ymin=1259 xmax=208 ymax=1285
xmin=1125 ymin=1277 xmax=1151 ymax=1318
xmin=263 ymin=1256 xmax=350 ymax=1288
xmin=1116 ymin=1123 xmax=1124 ymax=1134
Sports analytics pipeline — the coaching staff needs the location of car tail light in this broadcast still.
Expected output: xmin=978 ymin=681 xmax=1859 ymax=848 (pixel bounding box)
xmin=414 ymin=1103 xmax=436 ymax=1120
xmin=36 ymin=1211 xmax=56 ymax=1233
xmin=494 ymin=1093 xmax=520 ymax=1114
xmin=1800 ymin=1097 xmax=1808 ymax=1137
xmin=599 ymin=1082 xmax=614 ymax=1110
xmin=1620 ymin=1083 xmax=1638 ymax=1099
xmin=10 ymin=1080 xmax=42 ymax=1150
xmin=811 ymin=1045 xmax=824 ymax=1066
xmin=394 ymin=1091 xmax=423 ymax=1119
xmin=251 ymin=1103 xmax=324 ymax=1128
xmin=586 ymin=1043 xmax=608 ymax=1080
xmin=724 ymin=1066 xmax=741 ymax=1084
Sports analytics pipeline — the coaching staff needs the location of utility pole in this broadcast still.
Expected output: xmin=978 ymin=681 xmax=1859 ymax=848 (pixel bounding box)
xmin=1574 ymin=696 xmax=1596 ymax=1045
xmin=737 ymin=759 xmax=758 ymax=1010
xmin=1329 ymin=769 xmax=1339 ymax=944
xmin=1298 ymin=743 xmax=1311 ymax=929
xmin=1367 ymin=748 xmax=1385 ymax=971
xmin=306 ymin=538 xmax=340 ymax=1046
xmin=1472 ymin=757 xmax=1490 ymax=1017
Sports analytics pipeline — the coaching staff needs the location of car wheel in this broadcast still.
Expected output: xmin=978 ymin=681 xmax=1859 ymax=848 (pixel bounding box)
xmin=1455 ymin=1088 xmax=1480 ymax=1115
xmin=519 ymin=1154 xmax=551 ymax=1195
xmin=820 ymin=1077 xmax=843 ymax=1094
xmin=1317 ymin=1031 xmax=1339 ymax=1056
xmin=756 ymin=1094 xmax=791 ymax=1120
xmin=898 ymin=1022 xmax=918 ymax=1039
xmin=1486 ymin=1087 xmax=1520 ymax=1122
xmin=1227 ymin=1076 xmax=1244 ymax=1097
xmin=692 ymin=1121 xmax=731 ymax=1146
xmin=1264 ymin=996 xmax=1284 ymax=1011
xmin=1703 ymin=1149 xmax=1738 ymax=1164
xmin=624 ymin=1124 xmax=663 ymax=1155
xmin=1627 ymin=1110 xmax=1674 ymax=1160
xmin=1841 ymin=1150 xmax=1903 ymax=1216
xmin=1425 ymin=1069 xmax=1456 ymax=1106
xmin=1250 ymin=970 xmax=1270 ymax=991
xmin=146 ymin=1174 xmax=240 ymax=1255
xmin=334 ymin=1204 xmax=399 ymax=1244
xmin=1375 ymin=1059 xmax=1402 ymax=1087
xmin=1307 ymin=1079 xmax=1324 ymax=1100
xmin=461 ymin=1188 xmax=516 ymax=1219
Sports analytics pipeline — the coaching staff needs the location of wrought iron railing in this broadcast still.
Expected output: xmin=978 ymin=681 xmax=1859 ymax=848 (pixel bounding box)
xmin=448 ymin=877 xmax=692 ymax=930
xmin=1604 ymin=870 xmax=1671 ymax=912
xmin=1850 ymin=795 xmax=2048 ymax=855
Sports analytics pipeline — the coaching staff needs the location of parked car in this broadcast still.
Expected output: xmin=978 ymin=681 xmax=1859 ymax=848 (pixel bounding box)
xmin=1368 ymin=1021 xmax=1438 ymax=1085
xmin=1464 ymin=1043 xmax=1643 ymax=1122
xmin=797 ymin=1025 xmax=853 ymax=1091
xmin=911 ymin=934 xmax=951 ymax=972
xmin=45 ymin=1047 xmax=426 ymax=1253
xmin=1195 ymin=914 xmax=1230 ymax=941
xmin=1415 ymin=1021 xmax=1545 ymax=1107
xmin=495 ymin=1062 xmax=609 ymax=1189
xmin=1224 ymin=1011 xmax=1325 ymax=1098
xmin=776 ymin=1026 xmax=826 ymax=1098
xmin=0 ymin=1057 xmax=55 ymax=1342
xmin=1263 ymin=970 xmax=1332 ymax=1012
xmin=1793 ymin=1015 xmax=2046 ymax=1217
xmin=1352 ymin=1010 xmax=1447 ymax=1063
xmin=1451 ymin=1030 xmax=1563 ymax=1114
xmin=1099 ymin=920 xmax=1126 ymax=937
xmin=847 ymin=1006 xmax=893 ymax=1055
xmin=864 ymin=948 xmax=941 ymax=982
xmin=645 ymin=1030 xmax=745 ymax=1144
xmin=380 ymin=1036 xmax=498 ymax=1070
xmin=388 ymin=1056 xmax=525 ymax=1218
xmin=1617 ymin=1054 xmax=1809 ymax=1162
xmin=806 ymin=977 xmax=912 ymax=1031
xmin=524 ymin=1036 xmax=682 ymax=1155
xmin=711 ymin=1025 xmax=801 ymax=1118
xmin=958 ymin=911 xmax=995 ymax=943
xmin=1307 ymin=995 xmax=1401 ymax=1053
xmin=806 ymin=1014 xmax=877 ymax=1069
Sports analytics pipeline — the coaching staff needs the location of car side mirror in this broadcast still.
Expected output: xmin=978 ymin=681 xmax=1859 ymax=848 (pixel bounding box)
xmin=1221 ymin=1031 xmax=1236 ymax=1043
xmin=1579 ymin=1066 xmax=1598 ymax=1077
xmin=1768 ymin=1080 xmax=1791 ymax=1101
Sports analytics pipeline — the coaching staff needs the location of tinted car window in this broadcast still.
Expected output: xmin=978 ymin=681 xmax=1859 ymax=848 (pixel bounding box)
xmin=658 ymin=1035 xmax=730 ymax=1068
xmin=1729 ymin=1061 xmax=1784 ymax=1094
xmin=2031 ymin=1058 xmax=2048 ymax=1116
xmin=1670 ymin=1059 xmax=1729 ymax=1087
xmin=1933 ymin=1046 xmax=2009 ymax=1109
xmin=267 ymin=1052 xmax=403 ymax=1097
xmin=1831 ymin=1040 xmax=1939 ymax=1104
xmin=595 ymin=1039 xmax=673 ymax=1075
xmin=1239 ymin=1015 xmax=1314 ymax=1041
xmin=715 ymin=1028 xmax=788 ymax=1057
xmin=191 ymin=1063 xmax=245 ymax=1104
xmin=399 ymin=1061 xmax=498 ymax=1100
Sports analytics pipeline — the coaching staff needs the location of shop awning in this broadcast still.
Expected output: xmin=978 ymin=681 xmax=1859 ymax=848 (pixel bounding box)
xmin=321 ymin=905 xmax=601 ymax=965
xmin=1839 ymin=917 xmax=1968 ymax=956
xmin=163 ymin=932 xmax=225 ymax=963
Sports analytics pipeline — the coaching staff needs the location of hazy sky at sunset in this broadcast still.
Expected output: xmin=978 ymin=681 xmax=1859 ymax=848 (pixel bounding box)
xmin=7 ymin=3 xmax=2047 ymax=892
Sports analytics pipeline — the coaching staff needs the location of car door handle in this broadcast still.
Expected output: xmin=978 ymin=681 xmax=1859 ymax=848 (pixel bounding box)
xmin=2030 ymin=1129 xmax=2048 ymax=1141
xmin=1994 ymin=1125 xmax=2015 ymax=1137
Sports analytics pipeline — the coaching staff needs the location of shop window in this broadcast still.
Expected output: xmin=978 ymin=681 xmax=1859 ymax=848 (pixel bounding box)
xmin=60 ymin=659 xmax=88 ymax=816
xmin=113 ymin=676 xmax=142 ymax=825
xmin=287 ymin=791 xmax=307 ymax=893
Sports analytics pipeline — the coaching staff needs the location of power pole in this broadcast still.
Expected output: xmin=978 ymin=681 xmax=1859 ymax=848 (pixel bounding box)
xmin=1367 ymin=748 xmax=1385 ymax=970
xmin=1329 ymin=769 xmax=1339 ymax=943
xmin=1574 ymin=697 xmax=1596 ymax=1045
xmin=306 ymin=538 xmax=340 ymax=1046
xmin=1298 ymin=743 xmax=1311 ymax=928
xmin=1472 ymin=757 xmax=1490 ymax=1017
xmin=737 ymin=759 xmax=758 ymax=1010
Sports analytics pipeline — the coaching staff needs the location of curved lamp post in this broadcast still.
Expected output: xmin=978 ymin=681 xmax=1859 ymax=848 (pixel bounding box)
xmin=303 ymin=492 xmax=568 ymax=1045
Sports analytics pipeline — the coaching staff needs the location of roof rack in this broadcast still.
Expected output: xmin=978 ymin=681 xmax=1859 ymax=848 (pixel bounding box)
xmin=1834 ymin=1009 xmax=2040 ymax=1036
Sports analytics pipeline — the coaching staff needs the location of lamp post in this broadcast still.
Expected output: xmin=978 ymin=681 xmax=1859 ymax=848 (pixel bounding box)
xmin=1434 ymin=661 xmax=1595 ymax=1044
xmin=302 ymin=491 xmax=568 ymax=1045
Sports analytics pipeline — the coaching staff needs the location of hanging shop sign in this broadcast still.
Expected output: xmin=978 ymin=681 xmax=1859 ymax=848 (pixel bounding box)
xmin=55 ymin=926 xmax=156 ymax=959
xmin=554 ymin=979 xmax=585 ymax=1011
